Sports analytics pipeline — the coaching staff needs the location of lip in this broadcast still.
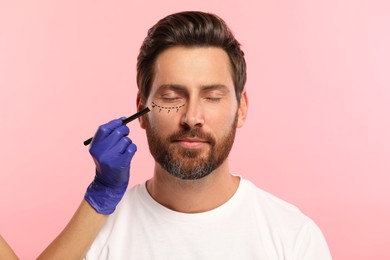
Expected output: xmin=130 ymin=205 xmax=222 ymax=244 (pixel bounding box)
xmin=173 ymin=138 xmax=209 ymax=148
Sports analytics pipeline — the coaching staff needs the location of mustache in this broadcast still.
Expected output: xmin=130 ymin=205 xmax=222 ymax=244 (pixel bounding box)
xmin=169 ymin=128 xmax=216 ymax=145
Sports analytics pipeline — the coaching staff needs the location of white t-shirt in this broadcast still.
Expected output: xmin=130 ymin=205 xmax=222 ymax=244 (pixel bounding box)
xmin=86 ymin=177 xmax=332 ymax=259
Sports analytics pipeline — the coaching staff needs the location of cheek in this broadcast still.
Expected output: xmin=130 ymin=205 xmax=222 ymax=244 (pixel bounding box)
xmin=206 ymin=104 xmax=238 ymax=127
xmin=147 ymin=110 xmax=181 ymax=129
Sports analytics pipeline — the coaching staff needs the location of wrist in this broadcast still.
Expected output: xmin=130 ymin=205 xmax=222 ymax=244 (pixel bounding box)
xmin=84 ymin=178 xmax=127 ymax=214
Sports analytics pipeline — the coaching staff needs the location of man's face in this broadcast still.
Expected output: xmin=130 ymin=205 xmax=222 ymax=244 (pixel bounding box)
xmin=140 ymin=46 xmax=247 ymax=180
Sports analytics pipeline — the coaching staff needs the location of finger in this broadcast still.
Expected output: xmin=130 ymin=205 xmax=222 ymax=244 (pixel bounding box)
xmin=92 ymin=118 xmax=124 ymax=143
xmin=125 ymin=143 xmax=137 ymax=160
xmin=108 ymin=141 xmax=136 ymax=169
xmin=101 ymin=125 xmax=130 ymax=150
xmin=119 ymin=142 xmax=137 ymax=168
xmin=111 ymin=136 xmax=132 ymax=154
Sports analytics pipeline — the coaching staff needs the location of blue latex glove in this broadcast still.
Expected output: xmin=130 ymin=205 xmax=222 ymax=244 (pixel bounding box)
xmin=85 ymin=118 xmax=137 ymax=214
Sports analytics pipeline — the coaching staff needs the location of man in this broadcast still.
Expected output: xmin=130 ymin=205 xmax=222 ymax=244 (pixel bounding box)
xmin=0 ymin=234 xmax=18 ymax=259
xmin=38 ymin=11 xmax=332 ymax=259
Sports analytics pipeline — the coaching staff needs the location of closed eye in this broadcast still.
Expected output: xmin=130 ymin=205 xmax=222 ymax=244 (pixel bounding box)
xmin=162 ymin=96 xmax=181 ymax=102
xmin=151 ymin=101 xmax=185 ymax=113
xmin=205 ymin=97 xmax=222 ymax=102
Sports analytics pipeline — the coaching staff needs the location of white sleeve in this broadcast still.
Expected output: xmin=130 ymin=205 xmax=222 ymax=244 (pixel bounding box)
xmin=293 ymin=220 xmax=332 ymax=260
xmin=83 ymin=222 xmax=111 ymax=260
xmin=84 ymin=245 xmax=109 ymax=260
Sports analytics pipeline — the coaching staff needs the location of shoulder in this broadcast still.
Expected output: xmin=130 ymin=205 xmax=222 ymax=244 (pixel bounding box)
xmin=239 ymin=178 xmax=331 ymax=258
xmin=95 ymin=184 xmax=145 ymax=230
xmin=112 ymin=183 xmax=145 ymax=216
xmin=240 ymin=178 xmax=316 ymax=231
xmin=85 ymin=183 xmax=146 ymax=257
xmin=241 ymin=179 xmax=303 ymax=213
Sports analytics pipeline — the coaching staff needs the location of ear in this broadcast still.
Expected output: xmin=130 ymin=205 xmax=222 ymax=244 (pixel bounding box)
xmin=136 ymin=94 xmax=147 ymax=129
xmin=236 ymin=89 xmax=248 ymax=128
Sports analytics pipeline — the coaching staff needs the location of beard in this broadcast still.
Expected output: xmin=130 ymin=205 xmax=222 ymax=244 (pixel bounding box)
xmin=144 ymin=114 xmax=238 ymax=180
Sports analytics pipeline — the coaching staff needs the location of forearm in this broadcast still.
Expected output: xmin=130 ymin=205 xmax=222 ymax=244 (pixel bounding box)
xmin=37 ymin=119 xmax=135 ymax=259
xmin=0 ymin=234 xmax=18 ymax=260
xmin=37 ymin=199 xmax=107 ymax=260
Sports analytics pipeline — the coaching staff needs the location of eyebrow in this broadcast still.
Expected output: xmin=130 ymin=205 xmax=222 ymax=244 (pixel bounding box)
xmin=200 ymin=84 xmax=230 ymax=93
xmin=156 ymin=84 xmax=186 ymax=92
xmin=156 ymin=84 xmax=230 ymax=93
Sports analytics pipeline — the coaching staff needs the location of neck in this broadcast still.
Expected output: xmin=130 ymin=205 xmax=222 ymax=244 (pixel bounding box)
xmin=146 ymin=161 xmax=240 ymax=213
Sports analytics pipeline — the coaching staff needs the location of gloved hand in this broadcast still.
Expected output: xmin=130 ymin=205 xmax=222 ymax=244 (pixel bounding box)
xmin=84 ymin=118 xmax=137 ymax=214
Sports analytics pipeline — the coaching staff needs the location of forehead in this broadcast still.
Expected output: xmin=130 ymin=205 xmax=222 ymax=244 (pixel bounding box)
xmin=151 ymin=46 xmax=234 ymax=93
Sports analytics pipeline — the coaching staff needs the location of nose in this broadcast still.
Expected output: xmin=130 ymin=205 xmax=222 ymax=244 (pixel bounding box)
xmin=180 ymin=99 xmax=204 ymax=128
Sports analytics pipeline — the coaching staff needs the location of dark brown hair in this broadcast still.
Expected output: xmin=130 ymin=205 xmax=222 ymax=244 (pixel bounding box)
xmin=137 ymin=11 xmax=247 ymax=103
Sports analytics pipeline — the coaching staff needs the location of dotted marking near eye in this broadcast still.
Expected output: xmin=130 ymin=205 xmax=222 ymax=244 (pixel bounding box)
xmin=151 ymin=101 xmax=185 ymax=113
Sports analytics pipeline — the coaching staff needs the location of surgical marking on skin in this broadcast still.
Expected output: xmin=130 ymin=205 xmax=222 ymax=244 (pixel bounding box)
xmin=151 ymin=101 xmax=185 ymax=113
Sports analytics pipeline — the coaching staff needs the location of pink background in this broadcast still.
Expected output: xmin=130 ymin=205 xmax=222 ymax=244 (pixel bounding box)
xmin=1 ymin=0 xmax=389 ymax=259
